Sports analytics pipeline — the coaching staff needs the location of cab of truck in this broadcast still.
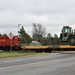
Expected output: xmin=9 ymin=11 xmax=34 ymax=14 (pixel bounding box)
xmin=60 ymin=26 xmax=72 ymax=41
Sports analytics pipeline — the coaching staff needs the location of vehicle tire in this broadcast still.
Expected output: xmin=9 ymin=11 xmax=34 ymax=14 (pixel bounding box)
xmin=68 ymin=36 xmax=75 ymax=46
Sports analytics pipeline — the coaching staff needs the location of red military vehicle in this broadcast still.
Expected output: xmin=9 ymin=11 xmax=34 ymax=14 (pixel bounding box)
xmin=0 ymin=36 xmax=18 ymax=51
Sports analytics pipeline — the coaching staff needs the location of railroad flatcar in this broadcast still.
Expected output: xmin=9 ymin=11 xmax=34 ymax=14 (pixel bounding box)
xmin=0 ymin=36 xmax=18 ymax=51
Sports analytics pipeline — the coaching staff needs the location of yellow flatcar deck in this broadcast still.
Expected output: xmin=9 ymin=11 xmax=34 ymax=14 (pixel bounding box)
xmin=20 ymin=45 xmax=75 ymax=52
xmin=21 ymin=46 xmax=49 ymax=49
xmin=59 ymin=45 xmax=75 ymax=49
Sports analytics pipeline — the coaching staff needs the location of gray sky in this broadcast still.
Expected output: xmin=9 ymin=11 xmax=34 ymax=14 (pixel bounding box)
xmin=0 ymin=0 xmax=75 ymax=36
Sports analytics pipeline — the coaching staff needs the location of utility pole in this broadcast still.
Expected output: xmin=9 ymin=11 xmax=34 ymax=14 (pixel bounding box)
xmin=18 ymin=24 xmax=21 ymax=38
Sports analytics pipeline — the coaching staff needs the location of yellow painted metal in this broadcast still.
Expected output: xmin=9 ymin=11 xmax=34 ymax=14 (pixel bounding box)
xmin=59 ymin=45 xmax=75 ymax=49
xmin=21 ymin=46 xmax=49 ymax=50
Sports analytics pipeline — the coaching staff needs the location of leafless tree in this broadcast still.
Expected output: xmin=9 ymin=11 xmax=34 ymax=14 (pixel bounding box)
xmin=32 ymin=23 xmax=46 ymax=44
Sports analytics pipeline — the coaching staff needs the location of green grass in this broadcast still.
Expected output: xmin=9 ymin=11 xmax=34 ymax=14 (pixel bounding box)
xmin=0 ymin=52 xmax=36 ymax=58
xmin=0 ymin=52 xmax=48 ymax=58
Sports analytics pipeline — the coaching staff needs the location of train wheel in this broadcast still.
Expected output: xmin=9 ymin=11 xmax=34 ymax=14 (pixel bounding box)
xmin=68 ymin=36 xmax=75 ymax=46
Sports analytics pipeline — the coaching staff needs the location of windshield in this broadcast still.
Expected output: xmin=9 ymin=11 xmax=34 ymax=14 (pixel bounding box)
xmin=64 ymin=28 xmax=71 ymax=33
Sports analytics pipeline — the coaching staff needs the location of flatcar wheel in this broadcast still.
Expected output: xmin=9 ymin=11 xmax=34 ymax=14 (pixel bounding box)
xmin=68 ymin=36 xmax=75 ymax=46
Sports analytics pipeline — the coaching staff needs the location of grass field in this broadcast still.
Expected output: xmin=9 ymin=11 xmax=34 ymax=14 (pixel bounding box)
xmin=0 ymin=52 xmax=48 ymax=58
xmin=0 ymin=52 xmax=36 ymax=58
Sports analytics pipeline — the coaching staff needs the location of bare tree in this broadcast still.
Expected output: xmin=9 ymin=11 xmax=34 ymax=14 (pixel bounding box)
xmin=32 ymin=23 xmax=46 ymax=44
xmin=47 ymin=33 xmax=53 ymax=45
xmin=54 ymin=34 xmax=59 ymax=45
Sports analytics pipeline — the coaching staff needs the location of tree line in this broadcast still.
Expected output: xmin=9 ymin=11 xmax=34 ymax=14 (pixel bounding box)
xmin=19 ymin=23 xmax=59 ymax=46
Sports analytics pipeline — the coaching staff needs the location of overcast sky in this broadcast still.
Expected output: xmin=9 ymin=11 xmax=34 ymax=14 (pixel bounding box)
xmin=0 ymin=0 xmax=75 ymax=36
